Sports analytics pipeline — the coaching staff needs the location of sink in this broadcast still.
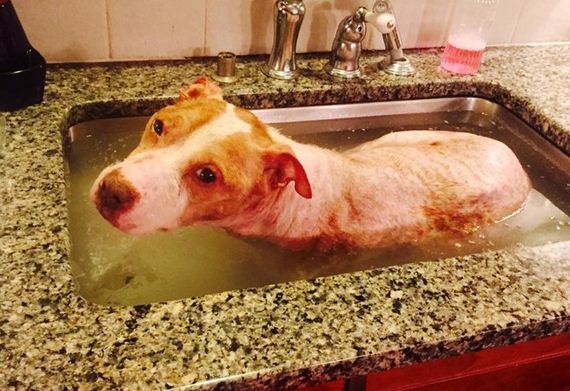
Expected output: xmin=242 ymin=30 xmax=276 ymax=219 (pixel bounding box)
xmin=64 ymin=97 xmax=570 ymax=306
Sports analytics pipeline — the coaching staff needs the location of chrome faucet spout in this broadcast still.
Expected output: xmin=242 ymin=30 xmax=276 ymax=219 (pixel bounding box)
xmin=326 ymin=0 xmax=415 ymax=78
xmin=325 ymin=7 xmax=368 ymax=79
xmin=263 ymin=0 xmax=305 ymax=80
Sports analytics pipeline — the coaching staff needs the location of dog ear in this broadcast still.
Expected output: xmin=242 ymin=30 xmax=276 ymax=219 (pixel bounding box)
xmin=264 ymin=152 xmax=312 ymax=199
xmin=179 ymin=76 xmax=224 ymax=101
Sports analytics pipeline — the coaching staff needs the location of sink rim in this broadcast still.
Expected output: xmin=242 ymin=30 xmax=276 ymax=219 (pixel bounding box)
xmin=64 ymin=96 xmax=570 ymax=306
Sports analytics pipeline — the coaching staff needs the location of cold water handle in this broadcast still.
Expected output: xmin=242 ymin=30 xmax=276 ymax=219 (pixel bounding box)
xmin=365 ymin=0 xmax=415 ymax=76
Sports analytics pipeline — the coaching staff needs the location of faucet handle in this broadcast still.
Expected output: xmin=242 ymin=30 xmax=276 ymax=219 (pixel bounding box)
xmin=364 ymin=10 xmax=396 ymax=34
xmin=368 ymin=0 xmax=415 ymax=76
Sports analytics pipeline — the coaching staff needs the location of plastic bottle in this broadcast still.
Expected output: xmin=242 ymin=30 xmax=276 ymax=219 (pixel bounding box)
xmin=440 ymin=0 xmax=499 ymax=75
xmin=0 ymin=0 xmax=46 ymax=111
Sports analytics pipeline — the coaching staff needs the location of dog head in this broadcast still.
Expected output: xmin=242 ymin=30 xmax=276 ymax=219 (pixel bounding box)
xmin=90 ymin=76 xmax=312 ymax=234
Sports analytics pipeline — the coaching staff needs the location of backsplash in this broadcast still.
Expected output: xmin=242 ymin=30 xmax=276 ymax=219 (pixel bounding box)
xmin=12 ymin=0 xmax=570 ymax=62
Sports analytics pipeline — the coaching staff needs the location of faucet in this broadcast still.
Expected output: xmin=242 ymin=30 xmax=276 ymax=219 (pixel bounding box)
xmin=262 ymin=0 xmax=305 ymax=80
xmin=326 ymin=0 xmax=415 ymax=78
xmin=324 ymin=7 xmax=368 ymax=79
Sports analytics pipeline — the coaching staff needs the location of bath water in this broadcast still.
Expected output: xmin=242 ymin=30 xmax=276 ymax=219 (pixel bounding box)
xmin=66 ymin=111 xmax=570 ymax=306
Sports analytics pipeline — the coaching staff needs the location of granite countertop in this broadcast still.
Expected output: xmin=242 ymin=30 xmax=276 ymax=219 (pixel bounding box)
xmin=1 ymin=45 xmax=570 ymax=390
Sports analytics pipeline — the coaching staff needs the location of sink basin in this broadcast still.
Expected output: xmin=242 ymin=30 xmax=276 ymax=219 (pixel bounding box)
xmin=64 ymin=97 xmax=570 ymax=305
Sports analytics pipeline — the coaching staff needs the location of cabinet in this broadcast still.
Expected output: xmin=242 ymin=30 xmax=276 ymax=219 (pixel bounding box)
xmin=300 ymin=333 xmax=570 ymax=391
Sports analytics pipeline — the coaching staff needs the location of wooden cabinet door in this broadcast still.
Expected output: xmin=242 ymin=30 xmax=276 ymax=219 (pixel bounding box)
xmin=299 ymin=333 xmax=570 ymax=391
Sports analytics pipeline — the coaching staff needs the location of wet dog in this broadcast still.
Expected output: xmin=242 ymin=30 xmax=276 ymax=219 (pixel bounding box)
xmin=91 ymin=77 xmax=530 ymax=251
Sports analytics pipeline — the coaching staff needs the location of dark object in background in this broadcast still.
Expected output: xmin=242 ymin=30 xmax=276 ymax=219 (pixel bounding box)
xmin=0 ymin=0 xmax=46 ymax=111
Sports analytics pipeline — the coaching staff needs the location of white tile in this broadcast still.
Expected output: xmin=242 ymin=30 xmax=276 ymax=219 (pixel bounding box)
xmin=512 ymin=0 xmax=570 ymax=43
xmin=304 ymin=0 xmax=454 ymax=51
xmin=205 ymin=0 xmax=273 ymax=56
xmin=373 ymin=0 xmax=427 ymax=49
xmin=486 ymin=0 xmax=524 ymax=45
xmin=363 ymin=0 xmax=456 ymax=50
xmin=413 ymin=0 xmax=456 ymax=48
xmin=205 ymin=0 xmax=369 ymax=55
xmin=12 ymin=0 xmax=109 ymax=62
xmin=389 ymin=0 xmax=524 ymax=48
xmin=205 ymin=0 xmax=380 ymax=56
xmin=208 ymin=0 xmax=456 ymax=55
xmin=300 ymin=0 xmax=375 ymax=53
xmin=108 ymin=0 xmax=207 ymax=60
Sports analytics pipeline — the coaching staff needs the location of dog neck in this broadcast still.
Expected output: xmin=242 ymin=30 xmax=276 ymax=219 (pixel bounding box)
xmin=209 ymin=130 xmax=386 ymax=250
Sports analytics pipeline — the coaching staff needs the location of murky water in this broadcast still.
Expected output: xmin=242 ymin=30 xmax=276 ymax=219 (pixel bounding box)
xmin=65 ymin=110 xmax=570 ymax=305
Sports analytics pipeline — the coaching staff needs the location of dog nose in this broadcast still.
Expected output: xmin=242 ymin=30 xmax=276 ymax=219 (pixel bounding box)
xmin=96 ymin=169 xmax=139 ymax=218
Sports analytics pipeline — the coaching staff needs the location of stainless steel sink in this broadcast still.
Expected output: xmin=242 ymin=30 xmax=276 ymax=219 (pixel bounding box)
xmin=65 ymin=97 xmax=570 ymax=306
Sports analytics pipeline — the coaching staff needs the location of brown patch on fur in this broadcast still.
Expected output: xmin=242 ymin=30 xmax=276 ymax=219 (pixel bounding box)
xmin=318 ymin=215 xmax=344 ymax=252
xmin=234 ymin=106 xmax=272 ymax=141
xmin=421 ymin=177 xmax=491 ymax=235
xmin=344 ymin=189 xmax=361 ymax=222
xmin=131 ymin=98 xmax=226 ymax=155
xmin=179 ymin=132 xmax=272 ymax=223
xmin=95 ymin=169 xmax=140 ymax=225
xmin=312 ymin=187 xmax=363 ymax=252
xmin=422 ymin=198 xmax=490 ymax=235
xmin=316 ymin=234 xmax=360 ymax=252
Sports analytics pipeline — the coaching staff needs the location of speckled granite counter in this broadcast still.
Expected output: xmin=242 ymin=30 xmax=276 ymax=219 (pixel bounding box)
xmin=1 ymin=45 xmax=570 ymax=390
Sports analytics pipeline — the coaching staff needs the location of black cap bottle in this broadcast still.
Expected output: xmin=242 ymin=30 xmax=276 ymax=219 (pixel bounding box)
xmin=0 ymin=0 xmax=46 ymax=111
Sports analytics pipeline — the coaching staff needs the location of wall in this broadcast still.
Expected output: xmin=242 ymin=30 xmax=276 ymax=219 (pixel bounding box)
xmin=12 ymin=0 xmax=570 ymax=63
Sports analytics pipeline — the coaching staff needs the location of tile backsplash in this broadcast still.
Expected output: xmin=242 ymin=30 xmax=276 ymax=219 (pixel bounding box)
xmin=12 ymin=0 xmax=570 ymax=62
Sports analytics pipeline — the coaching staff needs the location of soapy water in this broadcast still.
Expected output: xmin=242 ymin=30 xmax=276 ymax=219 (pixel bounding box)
xmin=440 ymin=33 xmax=486 ymax=75
xmin=66 ymin=111 xmax=570 ymax=306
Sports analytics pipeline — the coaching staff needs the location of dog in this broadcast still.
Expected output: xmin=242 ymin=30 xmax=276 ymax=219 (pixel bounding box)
xmin=91 ymin=77 xmax=531 ymax=252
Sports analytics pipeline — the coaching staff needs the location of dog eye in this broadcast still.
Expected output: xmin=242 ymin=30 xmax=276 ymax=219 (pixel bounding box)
xmin=196 ymin=167 xmax=216 ymax=183
xmin=153 ymin=119 xmax=164 ymax=136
